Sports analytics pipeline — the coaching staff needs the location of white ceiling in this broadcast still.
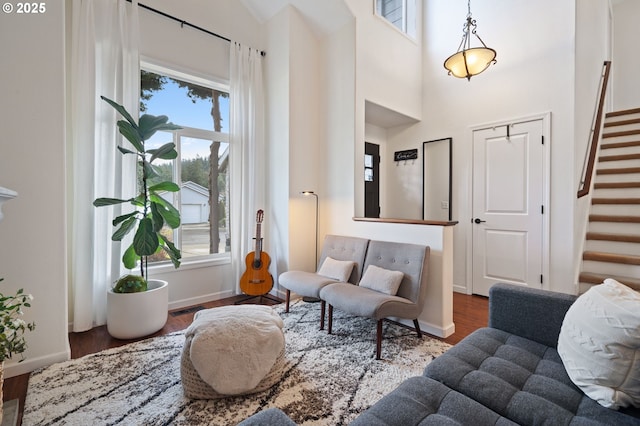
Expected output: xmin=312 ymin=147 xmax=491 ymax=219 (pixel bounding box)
xmin=239 ymin=0 xmax=353 ymax=37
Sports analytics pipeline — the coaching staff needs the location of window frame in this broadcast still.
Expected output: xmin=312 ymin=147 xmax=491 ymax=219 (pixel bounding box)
xmin=374 ymin=0 xmax=417 ymax=40
xmin=140 ymin=60 xmax=232 ymax=272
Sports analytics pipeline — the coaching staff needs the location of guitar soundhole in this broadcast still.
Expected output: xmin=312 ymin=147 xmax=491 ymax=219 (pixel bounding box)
xmin=252 ymin=259 xmax=262 ymax=269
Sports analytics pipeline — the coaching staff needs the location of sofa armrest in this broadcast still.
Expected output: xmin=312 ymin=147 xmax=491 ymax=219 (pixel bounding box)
xmin=488 ymin=283 xmax=577 ymax=348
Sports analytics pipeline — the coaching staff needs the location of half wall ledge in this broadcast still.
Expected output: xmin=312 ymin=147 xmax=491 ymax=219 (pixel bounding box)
xmin=353 ymin=217 xmax=458 ymax=226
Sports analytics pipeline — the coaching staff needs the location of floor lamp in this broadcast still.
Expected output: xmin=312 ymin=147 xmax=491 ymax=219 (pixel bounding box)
xmin=301 ymin=191 xmax=319 ymax=302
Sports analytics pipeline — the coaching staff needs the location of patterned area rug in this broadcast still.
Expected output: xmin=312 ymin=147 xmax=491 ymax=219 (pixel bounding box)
xmin=24 ymin=300 xmax=451 ymax=425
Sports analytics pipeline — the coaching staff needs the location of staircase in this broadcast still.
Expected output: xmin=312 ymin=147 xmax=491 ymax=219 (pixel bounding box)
xmin=579 ymin=107 xmax=640 ymax=293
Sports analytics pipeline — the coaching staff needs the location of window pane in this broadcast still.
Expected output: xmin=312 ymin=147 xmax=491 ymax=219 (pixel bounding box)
xmin=145 ymin=130 xmax=175 ymax=191
xmin=145 ymin=131 xmax=176 ymax=264
xmin=141 ymin=71 xmax=228 ymax=131
xmin=140 ymin=67 xmax=230 ymax=266
xmin=179 ymin=136 xmax=230 ymax=258
xmin=377 ymin=0 xmax=403 ymax=31
xmin=375 ymin=0 xmax=415 ymax=38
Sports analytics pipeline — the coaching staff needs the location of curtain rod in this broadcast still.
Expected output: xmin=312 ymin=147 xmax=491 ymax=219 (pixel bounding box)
xmin=127 ymin=0 xmax=266 ymax=56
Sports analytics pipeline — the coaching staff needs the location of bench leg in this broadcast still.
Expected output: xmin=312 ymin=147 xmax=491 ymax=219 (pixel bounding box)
xmin=320 ymin=300 xmax=326 ymax=330
xmin=376 ymin=319 xmax=383 ymax=360
xmin=327 ymin=304 xmax=333 ymax=334
xmin=285 ymin=290 xmax=291 ymax=313
xmin=413 ymin=319 xmax=422 ymax=338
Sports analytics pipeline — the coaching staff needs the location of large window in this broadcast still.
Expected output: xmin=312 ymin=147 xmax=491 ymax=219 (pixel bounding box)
xmin=375 ymin=0 xmax=416 ymax=39
xmin=140 ymin=64 xmax=230 ymax=265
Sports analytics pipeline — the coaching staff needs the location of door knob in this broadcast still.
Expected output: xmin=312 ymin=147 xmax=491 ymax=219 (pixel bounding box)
xmin=474 ymin=218 xmax=486 ymax=224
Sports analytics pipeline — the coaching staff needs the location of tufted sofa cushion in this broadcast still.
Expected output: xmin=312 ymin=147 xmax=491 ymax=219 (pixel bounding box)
xmin=350 ymin=376 xmax=518 ymax=426
xmin=424 ymin=327 xmax=639 ymax=426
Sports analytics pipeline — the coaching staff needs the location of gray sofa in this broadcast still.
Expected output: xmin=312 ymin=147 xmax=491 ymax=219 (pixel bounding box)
xmin=239 ymin=283 xmax=640 ymax=425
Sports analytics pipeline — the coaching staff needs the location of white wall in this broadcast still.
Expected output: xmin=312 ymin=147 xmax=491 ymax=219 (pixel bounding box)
xmin=348 ymin=0 xmax=423 ymax=218
xmin=0 ymin=2 xmax=70 ymax=377
xmin=385 ymin=123 xmax=424 ymax=219
xmin=140 ymin=0 xmax=262 ymax=82
xmin=264 ymin=6 xmax=323 ymax=296
xmin=288 ymin=7 xmax=322 ymax=273
xmin=265 ymin=8 xmax=292 ymax=290
xmin=612 ymin=0 xmax=640 ymax=111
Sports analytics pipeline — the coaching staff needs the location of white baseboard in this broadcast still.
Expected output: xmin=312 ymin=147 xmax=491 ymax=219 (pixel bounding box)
xmin=4 ymin=349 xmax=71 ymax=378
xmin=453 ymin=283 xmax=469 ymax=294
xmin=169 ymin=288 xmax=286 ymax=311
xmin=168 ymin=290 xmax=236 ymax=310
xmin=392 ymin=317 xmax=455 ymax=338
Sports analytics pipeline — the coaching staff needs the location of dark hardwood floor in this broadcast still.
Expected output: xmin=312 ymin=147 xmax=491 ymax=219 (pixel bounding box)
xmin=3 ymin=292 xmax=488 ymax=425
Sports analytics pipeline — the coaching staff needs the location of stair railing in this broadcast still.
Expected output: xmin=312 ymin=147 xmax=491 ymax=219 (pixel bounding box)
xmin=577 ymin=60 xmax=612 ymax=198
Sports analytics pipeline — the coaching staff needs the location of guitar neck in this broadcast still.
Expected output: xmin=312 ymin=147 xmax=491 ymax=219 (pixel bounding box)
xmin=255 ymin=223 xmax=262 ymax=256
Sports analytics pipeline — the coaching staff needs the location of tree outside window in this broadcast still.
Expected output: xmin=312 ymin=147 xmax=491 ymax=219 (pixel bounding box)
xmin=140 ymin=68 xmax=230 ymax=263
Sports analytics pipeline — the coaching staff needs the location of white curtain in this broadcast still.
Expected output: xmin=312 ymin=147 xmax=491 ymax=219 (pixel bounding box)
xmin=229 ymin=43 xmax=266 ymax=292
xmin=69 ymin=0 xmax=139 ymax=331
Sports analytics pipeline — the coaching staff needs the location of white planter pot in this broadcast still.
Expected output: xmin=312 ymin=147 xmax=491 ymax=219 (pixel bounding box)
xmin=107 ymin=279 xmax=169 ymax=339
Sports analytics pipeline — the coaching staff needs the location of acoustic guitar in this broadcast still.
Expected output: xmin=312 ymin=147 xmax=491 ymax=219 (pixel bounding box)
xmin=239 ymin=209 xmax=274 ymax=296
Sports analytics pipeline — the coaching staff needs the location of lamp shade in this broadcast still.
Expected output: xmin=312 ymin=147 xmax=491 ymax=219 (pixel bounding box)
xmin=444 ymin=46 xmax=497 ymax=80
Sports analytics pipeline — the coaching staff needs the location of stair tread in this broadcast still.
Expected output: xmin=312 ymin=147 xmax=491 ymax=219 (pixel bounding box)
xmin=606 ymin=108 xmax=640 ymax=118
xmin=596 ymin=167 xmax=640 ymax=175
xmin=601 ymin=140 xmax=640 ymax=149
xmin=599 ymin=153 xmax=640 ymax=162
xmin=579 ymin=272 xmax=640 ymax=288
xmin=589 ymin=214 xmax=640 ymax=223
xmin=604 ymin=118 xmax=640 ymax=128
xmin=592 ymin=198 xmax=640 ymax=204
xmin=586 ymin=232 xmax=640 ymax=243
xmin=594 ymin=182 xmax=640 ymax=189
xmin=583 ymin=251 xmax=640 ymax=265
xmin=602 ymin=129 xmax=640 ymax=138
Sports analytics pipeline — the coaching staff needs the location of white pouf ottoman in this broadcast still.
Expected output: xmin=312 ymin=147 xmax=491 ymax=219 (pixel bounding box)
xmin=181 ymin=304 xmax=287 ymax=399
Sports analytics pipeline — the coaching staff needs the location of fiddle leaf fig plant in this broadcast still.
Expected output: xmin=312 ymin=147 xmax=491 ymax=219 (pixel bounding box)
xmin=93 ymin=96 xmax=182 ymax=290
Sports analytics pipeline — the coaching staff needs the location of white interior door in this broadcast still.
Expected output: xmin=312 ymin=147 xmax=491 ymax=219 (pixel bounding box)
xmin=472 ymin=119 xmax=545 ymax=296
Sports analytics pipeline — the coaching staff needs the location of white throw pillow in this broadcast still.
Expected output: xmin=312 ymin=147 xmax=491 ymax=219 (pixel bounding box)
xmin=358 ymin=264 xmax=404 ymax=296
xmin=557 ymin=278 xmax=640 ymax=409
xmin=317 ymin=257 xmax=355 ymax=282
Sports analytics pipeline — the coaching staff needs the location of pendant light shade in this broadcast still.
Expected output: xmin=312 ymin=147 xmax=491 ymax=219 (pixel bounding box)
xmin=444 ymin=0 xmax=496 ymax=81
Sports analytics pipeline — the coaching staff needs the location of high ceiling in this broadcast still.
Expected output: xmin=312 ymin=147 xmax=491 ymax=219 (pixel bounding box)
xmin=239 ymin=0 xmax=353 ymax=37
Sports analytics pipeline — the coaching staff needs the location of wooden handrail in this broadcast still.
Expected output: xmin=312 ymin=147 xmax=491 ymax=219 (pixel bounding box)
xmin=578 ymin=61 xmax=612 ymax=198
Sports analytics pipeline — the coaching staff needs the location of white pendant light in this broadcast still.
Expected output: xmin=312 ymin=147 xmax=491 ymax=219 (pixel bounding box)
xmin=444 ymin=0 xmax=497 ymax=81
